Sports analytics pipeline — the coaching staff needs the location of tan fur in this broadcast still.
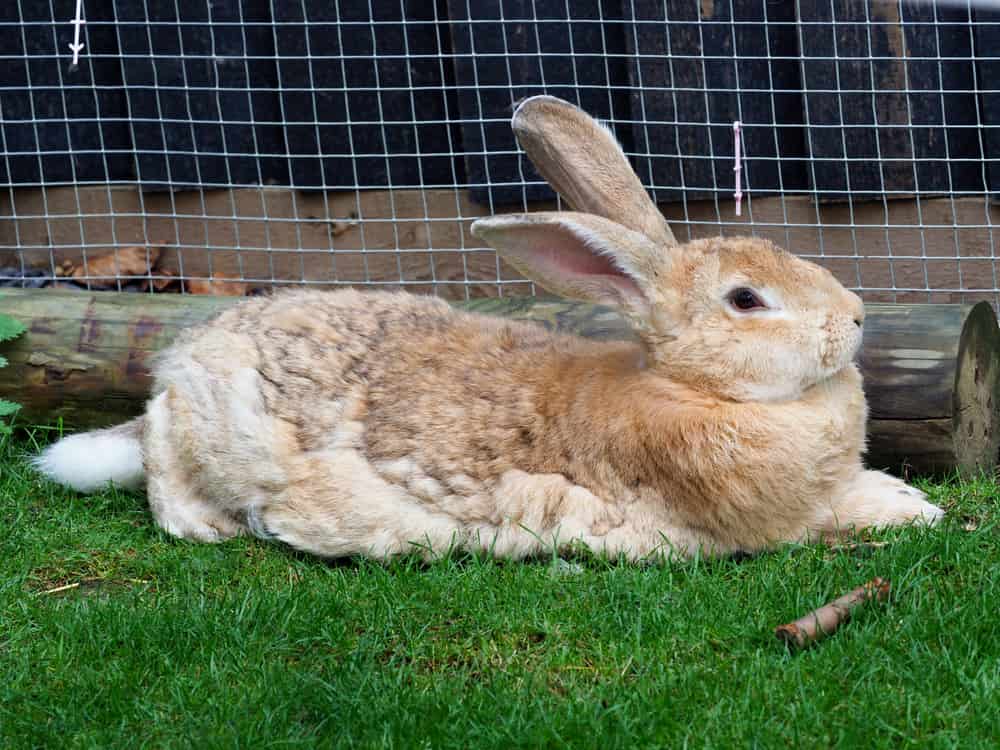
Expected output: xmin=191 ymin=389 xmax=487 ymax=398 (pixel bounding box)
xmin=39 ymin=96 xmax=943 ymax=561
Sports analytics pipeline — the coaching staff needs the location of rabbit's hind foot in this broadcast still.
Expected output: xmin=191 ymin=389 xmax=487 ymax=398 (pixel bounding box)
xmin=146 ymin=474 xmax=246 ymax=543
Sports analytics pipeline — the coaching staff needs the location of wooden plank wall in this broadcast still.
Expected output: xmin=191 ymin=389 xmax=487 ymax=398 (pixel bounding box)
xmin=0 ymin=2 xmax=132 ymax=185
xmin=4 ymin=3 xmax=1000 ymax=304
xmin=4 ymin=0 xmax=1000 ymax=202
xmin=3 ymin=186 xmax=1000 ymax=304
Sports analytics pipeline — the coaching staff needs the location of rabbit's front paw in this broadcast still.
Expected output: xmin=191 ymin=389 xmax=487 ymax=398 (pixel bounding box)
xmin=827 ymin=469 xmax=944 ymax=532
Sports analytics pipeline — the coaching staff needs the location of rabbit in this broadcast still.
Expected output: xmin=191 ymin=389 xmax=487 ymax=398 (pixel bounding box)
xmin=34 ymin=95 xmax=944 ymax=562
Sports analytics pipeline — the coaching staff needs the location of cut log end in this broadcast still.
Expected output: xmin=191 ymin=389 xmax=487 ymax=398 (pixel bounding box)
xmin=863 ymin=301 xmax=1000 ymax=478
xmin=953 ymin=301 xmax=1000 ymax=476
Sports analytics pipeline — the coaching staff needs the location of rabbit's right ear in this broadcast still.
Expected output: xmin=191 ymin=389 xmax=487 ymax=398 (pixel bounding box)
xmin=512 ymin=95 xmax=677 ymax=249
xmin=471 ymin=211 xmax=679 ymax=336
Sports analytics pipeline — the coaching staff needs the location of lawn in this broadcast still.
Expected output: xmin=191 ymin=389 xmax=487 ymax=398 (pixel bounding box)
xmin=2 ymin=427 xmax=999 ymax=749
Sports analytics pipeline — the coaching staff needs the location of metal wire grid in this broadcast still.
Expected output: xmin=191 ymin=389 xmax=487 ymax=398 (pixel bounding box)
xmin=1 ymin=1 xmax=999 ymax=304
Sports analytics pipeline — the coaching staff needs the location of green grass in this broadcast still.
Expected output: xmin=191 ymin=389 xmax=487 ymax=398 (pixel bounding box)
xmin=2 ymin=428 xmax=999 ymax=749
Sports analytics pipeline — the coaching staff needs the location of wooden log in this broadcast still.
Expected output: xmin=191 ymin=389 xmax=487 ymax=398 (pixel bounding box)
xmin=1 ymin=289 xmax=997 ymax=477
xmin=0 ymin=290 xmax=232 ymax=427
xmin=859 ymin=301 xmax=1000 ymax=477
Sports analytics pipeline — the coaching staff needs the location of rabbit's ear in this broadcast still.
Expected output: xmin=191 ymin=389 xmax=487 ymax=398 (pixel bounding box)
xmin=471 ymin=211 xmax=665 ymax=321
xmin=511 ymin=95 xmax=677 ymax=249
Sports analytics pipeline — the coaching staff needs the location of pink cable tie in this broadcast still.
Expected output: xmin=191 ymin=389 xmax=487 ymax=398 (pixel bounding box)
xmin=733 ymin=120 xmax=743 ymax=217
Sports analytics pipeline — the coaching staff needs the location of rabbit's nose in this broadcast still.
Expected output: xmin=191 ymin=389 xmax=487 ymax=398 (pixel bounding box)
xmin=851 ymin=300 xmax=865 ymax=328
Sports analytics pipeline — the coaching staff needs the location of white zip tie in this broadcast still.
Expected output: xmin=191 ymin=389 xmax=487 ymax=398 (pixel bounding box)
xmin=733 ymin=120 xmax=743 ymax=217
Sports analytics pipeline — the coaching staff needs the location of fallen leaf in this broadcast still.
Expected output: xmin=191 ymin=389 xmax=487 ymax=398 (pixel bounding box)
xmin=329 ymin=215 xmax=358 ymax=237
xmin=184 ymin=273 xmax=249 ymax=297
xmin=143 ymin=268 xmax=179 ymax=292
xmin=71 ymin=244 xmax=164 ymax=285
xmin=549 ymin=559 xmax=584 ymax=578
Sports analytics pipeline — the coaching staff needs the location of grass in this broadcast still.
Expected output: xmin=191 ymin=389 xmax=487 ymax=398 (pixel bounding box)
xmin=2 ymin=428 xmax=1000 ymax=749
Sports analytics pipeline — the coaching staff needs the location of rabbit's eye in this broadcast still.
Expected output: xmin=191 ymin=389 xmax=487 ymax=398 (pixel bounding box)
xmin=728 ymin=288 xmax=766 ymax=311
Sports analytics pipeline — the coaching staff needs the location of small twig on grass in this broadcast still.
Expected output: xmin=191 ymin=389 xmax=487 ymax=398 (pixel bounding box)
xmin=775 ymin=577 xmax=891 ymax=650
xmin=39 ymin=577 xmax=150 ymax=595
xmin=833 ymin=541 xmax=887 ymax=552
xmin=825 ymin=541 xmax=888 ymax=559
xmin=42 ymin=582 xmax=80 ymax=595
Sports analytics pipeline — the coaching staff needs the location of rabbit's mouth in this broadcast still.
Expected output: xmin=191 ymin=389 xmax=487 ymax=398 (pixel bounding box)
xmin=820 ymin=314 xmax=864 ymax=370
xmin=820 ymin=328 xmax=863 ymax=376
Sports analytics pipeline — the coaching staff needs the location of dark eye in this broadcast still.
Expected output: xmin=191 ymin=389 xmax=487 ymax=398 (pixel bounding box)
xmin=728 ymin=287 xmax=766 ymax=311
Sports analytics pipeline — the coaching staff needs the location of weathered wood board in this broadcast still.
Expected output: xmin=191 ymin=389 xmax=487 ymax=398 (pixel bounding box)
xmin=798 ymin=0 xmax=982 ymax=200
xmin=446 ymin=0 xmax=632 ymax=206
xmin=624 ymin=0 xmax=808 ymax=203
xmin=0 ymin=2 xmax=133 ymax=185
xmin=273 ymin=0 xmax=462 ymax=191
xmin=114 ymin=0 xmax=285 ymax=190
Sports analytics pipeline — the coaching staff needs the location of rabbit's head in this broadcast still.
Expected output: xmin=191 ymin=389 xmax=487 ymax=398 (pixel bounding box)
xmin=471 ymin=96 xmax=864 ymax=403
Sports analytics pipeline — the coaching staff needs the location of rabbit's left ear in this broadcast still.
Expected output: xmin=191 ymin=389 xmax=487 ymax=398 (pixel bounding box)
xmin=471 ymin=211 xmax=666 ymax=324
xmin=511 ymin=95 xmax=678 ymax=249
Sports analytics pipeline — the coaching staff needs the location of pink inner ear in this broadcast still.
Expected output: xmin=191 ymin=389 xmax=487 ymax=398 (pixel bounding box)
xmin=486 ymin=218 xmax=648 ymax=306
xmin=538 ymin=235 xmax=644 ymax=298
xmin=552 ymin=243 xmax=623 ymax=276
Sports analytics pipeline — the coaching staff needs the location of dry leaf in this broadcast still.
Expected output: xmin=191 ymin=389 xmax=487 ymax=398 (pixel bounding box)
xmin=329 ymin=212 xmax=359 ymax=237
xmin=184 ymin=273 xmax=249 ymax=297
xmin=143 ymin=268 xmax=178 ymax=292
xmin=72 ymin=244 xmax=164 ymax=283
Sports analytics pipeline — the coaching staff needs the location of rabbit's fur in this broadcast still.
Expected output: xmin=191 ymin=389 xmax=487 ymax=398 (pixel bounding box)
xmin=36 ymin=96 xmax=943 ymax=561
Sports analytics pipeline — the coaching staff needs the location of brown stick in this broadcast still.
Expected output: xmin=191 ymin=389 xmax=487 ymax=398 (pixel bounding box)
xmin=775 ymin=578 xmax=891 ymax=649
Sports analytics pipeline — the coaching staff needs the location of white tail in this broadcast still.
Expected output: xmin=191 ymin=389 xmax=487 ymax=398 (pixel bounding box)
xmin=34 ymin=418 xmax=145 ymax=493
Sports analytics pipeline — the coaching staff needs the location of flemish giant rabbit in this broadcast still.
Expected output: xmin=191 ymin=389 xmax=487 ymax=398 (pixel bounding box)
xmin=35 ymin=96 xmax=943 ymax=561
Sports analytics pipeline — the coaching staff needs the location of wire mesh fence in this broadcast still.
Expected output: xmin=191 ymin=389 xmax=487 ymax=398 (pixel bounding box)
xmin=3 ymin=0 xmax=1000 ymax=304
